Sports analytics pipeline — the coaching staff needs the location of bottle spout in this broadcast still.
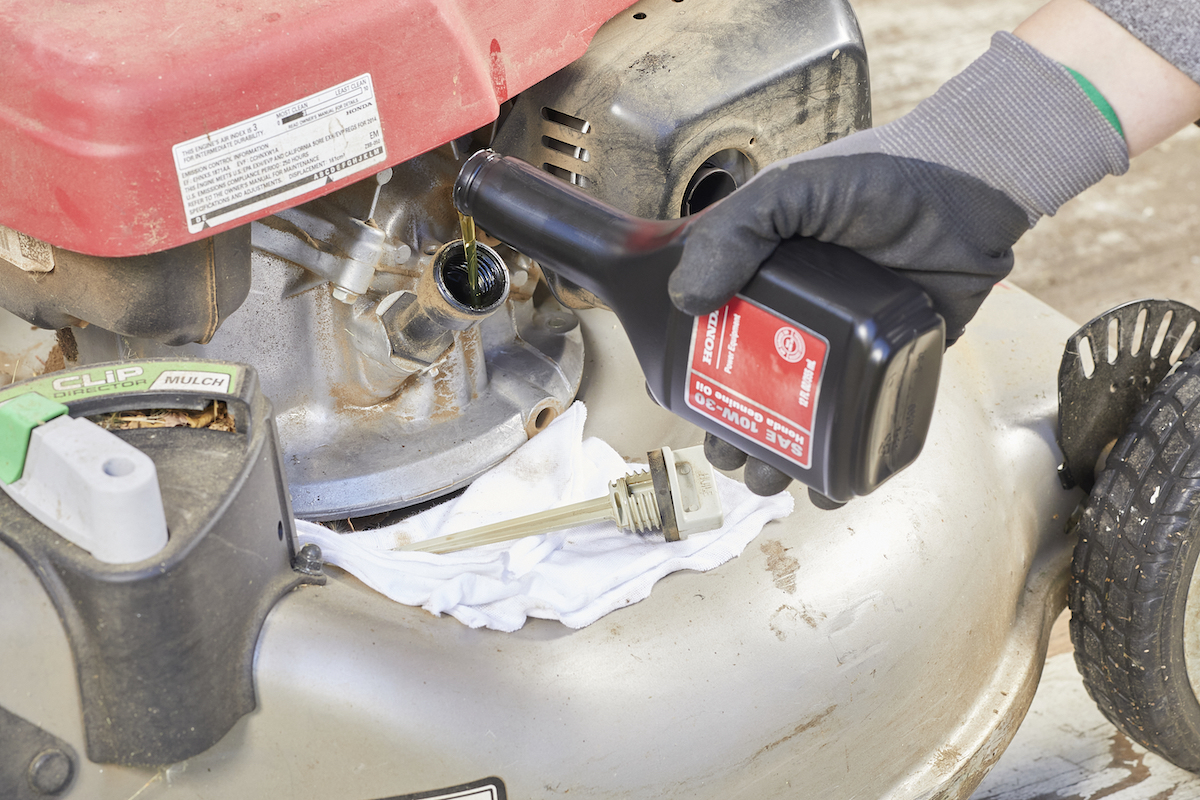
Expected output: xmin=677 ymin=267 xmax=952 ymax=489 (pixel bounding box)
xmin=453 ymin=150 xmax=686 ymax=306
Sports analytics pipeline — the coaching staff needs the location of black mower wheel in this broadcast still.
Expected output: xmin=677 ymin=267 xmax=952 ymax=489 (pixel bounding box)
xmin=1070 ymin=349 xmax=1200 ymax=771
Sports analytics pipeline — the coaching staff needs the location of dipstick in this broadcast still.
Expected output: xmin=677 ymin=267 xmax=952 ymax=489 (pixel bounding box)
xmin=401 ymin=445 xmax=723 ymax=555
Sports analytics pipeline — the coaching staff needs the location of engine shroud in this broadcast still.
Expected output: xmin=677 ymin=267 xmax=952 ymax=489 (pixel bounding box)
xmin=493 ymin=0 xmax=870 ymax=220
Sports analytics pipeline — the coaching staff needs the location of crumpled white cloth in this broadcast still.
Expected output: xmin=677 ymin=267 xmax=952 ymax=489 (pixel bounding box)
xmin=296 ymin=402 xmax=793 ymax=631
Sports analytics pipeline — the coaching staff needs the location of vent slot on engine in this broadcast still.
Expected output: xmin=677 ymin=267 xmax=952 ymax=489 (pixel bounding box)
xmin=541 ymin=107 xmax=591 ymax=133
xmin=542 ymin=164 xmax=593 ymax=188
xmin=540 ymin=107 xmax=594 ymax=187
xmin=541 ymin=135 xmax=591 ymax=163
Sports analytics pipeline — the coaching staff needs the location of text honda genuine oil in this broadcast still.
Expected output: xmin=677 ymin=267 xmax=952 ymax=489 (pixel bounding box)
xmin=454 ymin=150 xmax=945 ymax=504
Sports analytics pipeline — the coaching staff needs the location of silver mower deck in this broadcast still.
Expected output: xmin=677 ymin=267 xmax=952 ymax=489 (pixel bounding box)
xmin=0 ymin=281 xmax=1079 ymax=800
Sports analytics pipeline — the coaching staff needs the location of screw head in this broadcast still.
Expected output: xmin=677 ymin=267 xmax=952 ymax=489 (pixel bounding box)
xmin=28 ymin=748 xmax=73 ymax=795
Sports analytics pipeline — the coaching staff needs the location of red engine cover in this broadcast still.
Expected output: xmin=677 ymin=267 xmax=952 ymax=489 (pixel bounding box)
xmin=0 ymin=0 xmax=633 ymax=257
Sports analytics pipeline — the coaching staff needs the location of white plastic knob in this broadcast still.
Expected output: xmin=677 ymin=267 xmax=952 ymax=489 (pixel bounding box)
xmin=2 ymin=416 xmax=168 ymax=564
xmin=661 ymin=445 xmax=724 ymax=537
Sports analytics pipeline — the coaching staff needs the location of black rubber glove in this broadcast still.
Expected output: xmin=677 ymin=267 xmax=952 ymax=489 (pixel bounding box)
xmin=672 ymin=32 xmax=1129 ymax=499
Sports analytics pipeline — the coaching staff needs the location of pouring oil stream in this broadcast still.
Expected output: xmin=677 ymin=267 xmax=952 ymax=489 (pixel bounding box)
xmin=457 ymin=211 xmax=480 ymax=301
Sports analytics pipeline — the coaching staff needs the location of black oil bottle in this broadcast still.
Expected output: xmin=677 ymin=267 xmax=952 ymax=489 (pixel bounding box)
xmin=454 ymin=150 xmax=945 ymax=504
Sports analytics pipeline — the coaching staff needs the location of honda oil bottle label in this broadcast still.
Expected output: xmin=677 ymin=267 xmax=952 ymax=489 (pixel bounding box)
xmin=685 ymin=296 xmax=828 ymax=470
xmin=173 ymin=74 xmax=386 ymax=233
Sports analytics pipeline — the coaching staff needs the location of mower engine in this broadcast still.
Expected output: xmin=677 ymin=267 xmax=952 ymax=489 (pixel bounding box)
xmin=0 ymin=0 xmax=867 ymax=520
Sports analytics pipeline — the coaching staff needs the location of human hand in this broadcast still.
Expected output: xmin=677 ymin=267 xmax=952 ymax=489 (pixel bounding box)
xmin=673 ymin=31 xmax=1129 ymax=500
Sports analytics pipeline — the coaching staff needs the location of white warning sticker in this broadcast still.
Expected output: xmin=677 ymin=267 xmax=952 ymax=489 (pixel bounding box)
xmin=0 ymin=224 xmax=54 ymax=272
xmin=173 ymin=74 xmax=387 ymax=233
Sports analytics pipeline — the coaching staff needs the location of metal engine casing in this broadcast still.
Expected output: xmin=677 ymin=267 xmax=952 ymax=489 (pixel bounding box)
xmin=75 ymin=149 xmax=588 ymax=520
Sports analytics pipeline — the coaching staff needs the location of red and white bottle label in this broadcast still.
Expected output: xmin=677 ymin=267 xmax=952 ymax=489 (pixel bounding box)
xmin=685 ymin=296 xmax=828 ymax=470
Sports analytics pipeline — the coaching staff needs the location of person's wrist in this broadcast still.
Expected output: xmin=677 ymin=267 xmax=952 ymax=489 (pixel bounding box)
xmin=1017 ymin=0 xmax=1200 ymax=157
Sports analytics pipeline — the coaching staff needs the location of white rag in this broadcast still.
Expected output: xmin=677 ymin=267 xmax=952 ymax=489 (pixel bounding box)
xmin=296 ymin=402 xmax=793 ymax=631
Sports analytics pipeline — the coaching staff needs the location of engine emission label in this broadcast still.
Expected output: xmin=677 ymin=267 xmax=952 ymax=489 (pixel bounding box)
xmin=173 ymin=74 xmax=386 ymax=233
xmin=685 ymin=296 xmax=828 ymax=470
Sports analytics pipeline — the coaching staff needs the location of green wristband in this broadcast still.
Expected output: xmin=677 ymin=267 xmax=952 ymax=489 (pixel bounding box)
xmin=1064 ymin=66 xmax=1124 ymax=139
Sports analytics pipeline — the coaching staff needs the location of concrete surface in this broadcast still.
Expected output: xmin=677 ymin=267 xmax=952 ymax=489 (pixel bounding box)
xmin=972 ymin=615 xmax=1200 ymax=800
xmin=854 ymin=2 xmax=1200 ymax=796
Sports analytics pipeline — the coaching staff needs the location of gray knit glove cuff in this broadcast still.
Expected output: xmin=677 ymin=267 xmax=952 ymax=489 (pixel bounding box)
xmin=856 ymin=31 xmax=1129 ymax=225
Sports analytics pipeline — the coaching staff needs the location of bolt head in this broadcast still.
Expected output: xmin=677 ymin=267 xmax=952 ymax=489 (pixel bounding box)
xmin=294 ymin=542 xmax=324 ymax=576
xmin=28 ymin=748 xmax=73 ymax=795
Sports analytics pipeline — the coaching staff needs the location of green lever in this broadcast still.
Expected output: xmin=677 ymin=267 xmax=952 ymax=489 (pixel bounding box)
xmin=0 ymin=393 xmax=69 ymax=484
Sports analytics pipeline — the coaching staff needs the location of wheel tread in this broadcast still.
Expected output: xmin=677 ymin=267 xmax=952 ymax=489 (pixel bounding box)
xmin=1071 ymin=352 xmax=1200 ymax=771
